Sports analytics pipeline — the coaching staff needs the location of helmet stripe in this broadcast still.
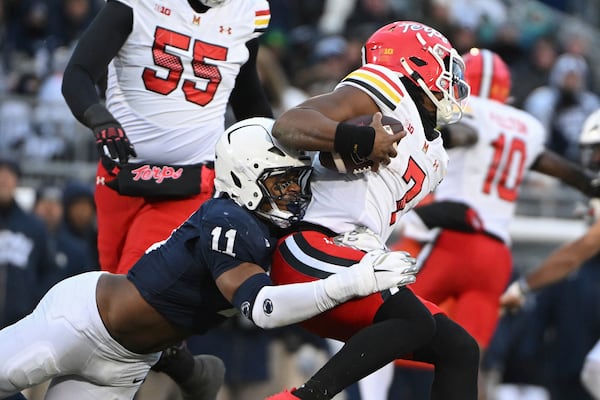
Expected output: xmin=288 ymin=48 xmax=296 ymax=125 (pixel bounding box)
xmin=479 ymin=49 xmax=494 ymax=100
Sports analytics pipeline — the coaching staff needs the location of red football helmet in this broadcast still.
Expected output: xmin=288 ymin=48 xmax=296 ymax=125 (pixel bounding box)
xmin=363 ymin=21 xmax=470 ymax=124
xmin=462 ymin=48 xmax=511 ymax=103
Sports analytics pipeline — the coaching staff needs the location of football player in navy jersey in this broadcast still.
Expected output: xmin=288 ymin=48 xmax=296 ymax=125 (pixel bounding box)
xmin=61 ymin=0 xmax=275 ymax=396
xmin=0 ymin=118 xmax=420 ymax=400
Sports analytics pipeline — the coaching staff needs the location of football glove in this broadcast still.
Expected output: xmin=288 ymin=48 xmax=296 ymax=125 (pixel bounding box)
xmin=499 ymin=277 xmax=530 ymax=311
xmin=83 ymin=104 xmax=137 ymax=164
xmin=324 ymin=249 xmax=419 ymax=301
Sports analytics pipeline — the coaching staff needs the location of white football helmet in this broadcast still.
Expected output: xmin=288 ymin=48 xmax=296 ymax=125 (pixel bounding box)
xmin=215 ymin=117 xmax=313 ymax=228
xmin=579 ymin=109 xmax=600 ymax=171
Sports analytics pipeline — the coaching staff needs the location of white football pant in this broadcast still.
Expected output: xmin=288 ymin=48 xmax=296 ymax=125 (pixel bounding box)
xmin=0 ymin=271 xmax=161 ymax=400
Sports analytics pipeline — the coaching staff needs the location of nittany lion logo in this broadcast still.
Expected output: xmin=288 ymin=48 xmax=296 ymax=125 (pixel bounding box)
xmin=240 ymin=301 xmax=251 ymax=318
xmin=263 ymin=299 xmax=273 ymax=315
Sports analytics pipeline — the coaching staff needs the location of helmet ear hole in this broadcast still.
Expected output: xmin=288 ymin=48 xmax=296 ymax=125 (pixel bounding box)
xmin=269 ymin=146 xmax=286 ymax=157
xmin=230 ymin=172 xmax=242 ymax=188
xmin=409 ymin=56 xmax=427 ymax=67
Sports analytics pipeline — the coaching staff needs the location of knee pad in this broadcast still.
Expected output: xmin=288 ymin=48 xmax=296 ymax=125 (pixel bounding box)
xmin=4 ymin=347 xmax=59 ymax=390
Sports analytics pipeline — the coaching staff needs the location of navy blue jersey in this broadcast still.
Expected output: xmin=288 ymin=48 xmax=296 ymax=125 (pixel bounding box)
xmin=127 ymin=197 xmax=277 ymax=333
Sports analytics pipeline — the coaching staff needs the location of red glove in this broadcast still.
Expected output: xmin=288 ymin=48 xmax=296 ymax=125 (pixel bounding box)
xmin=83 ymin=104 xmax=137 ymax=164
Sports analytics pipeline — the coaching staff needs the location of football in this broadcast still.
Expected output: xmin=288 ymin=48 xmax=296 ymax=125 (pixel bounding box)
xmin=318 ymin=115 xmax=404 ymax=174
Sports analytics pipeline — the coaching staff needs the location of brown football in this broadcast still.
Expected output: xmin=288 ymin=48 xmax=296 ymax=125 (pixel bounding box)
xmin=318 ymin=115 xmax=404 ymax=174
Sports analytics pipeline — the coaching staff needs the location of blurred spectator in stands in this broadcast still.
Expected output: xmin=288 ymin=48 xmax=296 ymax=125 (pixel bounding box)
xmin=524 ymin=53 xmax=600 ymax=163
xmin=0 ymin=0 xmax=7 ymax=95
xmin=446 ymin=24 xmax=479 ymax=56
xmin=449 ymin=0 xmax=507 ymax=36
xmin=345 ymin=0 xmax=404 ymax=32
xmin=318 ymin=0 xmax=357 ymax=35
xmin=3 ymin=0 xmax=55 ymax=78
xmin=33 ymin=185 xmax=97 ymax=280
xmin=421 ymin=0 xmax=454 ymax=38
xmin=256 ymin=46 xmax=308 ymax=117
xmin=0 ymin=155 xmax=56 ymax=329
xmin=293 ymin=35 xmax=355 ymax=96
xmin=32 ymin=46 xmax=92 ymax=161
xmin=481 ymin=269 xmax=550 ymax=400
xmin=510 ymin=35 xmax=559 ymax=108
xmin=532 ymin=263 xmax=600 ymax=400
xmin=0 ymin=98 xmax=30 ymax=154
xmin=487 ymin=22 xmax=523 ymax=65
xmin=49 ymin=0 xmax=100 ymax=49
xmin=61 ymin=181 xmax=99 ymax=269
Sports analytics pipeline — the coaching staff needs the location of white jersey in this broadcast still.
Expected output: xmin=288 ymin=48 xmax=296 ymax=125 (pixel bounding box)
xmin=106 ymin=0 xmax=270 ymax=164
xmin=303 ymin=64 xmax=449 ymax=242
xmin=432 ymin=96 xmax=546 ymax=243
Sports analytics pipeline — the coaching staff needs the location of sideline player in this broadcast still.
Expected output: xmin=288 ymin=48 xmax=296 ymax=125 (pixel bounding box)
xmin=500 ymin=108 xmax=600 ymax=399
xmin=389 ymin=49 xmax=600 ymax=394
xmin=266 ymin=21 xmax=479 ymax=400
xmin=61 ymin=0 xmax=273 ymax=396
xmin=0 ymin=119 xmax=420 ymax=400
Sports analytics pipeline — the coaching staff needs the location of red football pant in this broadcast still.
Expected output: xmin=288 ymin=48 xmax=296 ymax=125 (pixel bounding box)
xmin=396 ymin=229 xmax=512 ymax=348
xmin=95 ymin=160 xmax=215 ymax=274
xmin=271 ymin=230 xmax=443 ymax=343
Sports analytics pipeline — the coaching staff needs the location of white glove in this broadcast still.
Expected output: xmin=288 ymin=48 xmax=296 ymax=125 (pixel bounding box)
xmin=499 ymin=278 xmax=529 ymax=311
xmin=323 ymin=250 xmax=419 ymax=303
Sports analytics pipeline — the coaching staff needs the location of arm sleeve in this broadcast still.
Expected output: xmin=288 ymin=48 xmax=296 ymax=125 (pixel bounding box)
xmin=229 ymin=39 xmax=273 ymax=120
xmin=61 ymin=0 xmax=133 ymax=124
xmin=232 ymin=257 xmax=381 ymax=329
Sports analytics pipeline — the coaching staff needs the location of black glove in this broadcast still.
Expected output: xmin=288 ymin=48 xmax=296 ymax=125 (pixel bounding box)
xmin=83 ymin=104 xmax=137 ymax=164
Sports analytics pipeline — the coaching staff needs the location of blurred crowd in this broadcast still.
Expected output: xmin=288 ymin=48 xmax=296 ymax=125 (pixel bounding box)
xmin=2 ymin=0 xmax=598 ymax=220
xmin=1 ymin=0 xmax=600 ymax=165
xmin=2 ymin=0 xmax=600 ymax=399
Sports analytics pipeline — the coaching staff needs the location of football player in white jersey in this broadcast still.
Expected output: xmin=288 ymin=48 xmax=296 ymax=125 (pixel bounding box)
xmin=61 ymin=0 xmax=272 ymax=398
xmin=265 ymin=21 xmax=480 ymax=400
xmin=500 ymin=108 xmax=600 ymax=399
xmin=389 ymin=49 xmax=600 ymax=393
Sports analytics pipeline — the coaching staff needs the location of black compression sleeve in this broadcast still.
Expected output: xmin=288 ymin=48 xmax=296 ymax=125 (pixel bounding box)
xmin=229 ymin=39 xmax=274 ymax=120
xmin=61 ymin=0 xmax=133 ymax=124
xmin=294 ymin=288 xmax=436 ymax=400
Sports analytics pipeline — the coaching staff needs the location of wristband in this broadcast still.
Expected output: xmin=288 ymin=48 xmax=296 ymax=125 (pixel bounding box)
xmin=334 ymin=122 xmax=376 ymax=158
xmin=82 ymin=103 xmax=119 ymax=129
xmin=517 ymin=276 xmax=531 ymax=295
